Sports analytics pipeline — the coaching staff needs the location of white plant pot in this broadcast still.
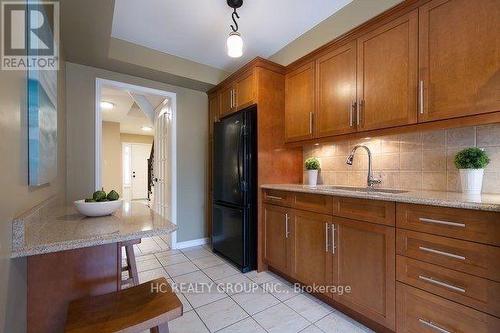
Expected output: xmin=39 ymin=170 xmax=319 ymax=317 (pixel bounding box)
xmin=307 ymin=170 xmax=319 ymax=186
xmin=459 ymin=169 xmax=484 ymax=195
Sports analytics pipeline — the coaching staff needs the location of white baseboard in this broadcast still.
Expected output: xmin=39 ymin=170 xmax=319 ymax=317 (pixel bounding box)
xmin=174 ymin=237 xmax=210 ymax=249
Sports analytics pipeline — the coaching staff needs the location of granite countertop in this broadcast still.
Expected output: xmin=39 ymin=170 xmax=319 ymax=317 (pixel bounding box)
xmin=261 ymin=184 xmax=500 ymax=212
xmin=11 ymin=197 xmax=177 ymax=258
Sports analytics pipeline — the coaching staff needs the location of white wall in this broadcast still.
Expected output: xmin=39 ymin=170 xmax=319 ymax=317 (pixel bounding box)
xmin=65 ymin=62 xmax=208 ymax=242
xmin=0 ymin=54 xmax=67 ymax=332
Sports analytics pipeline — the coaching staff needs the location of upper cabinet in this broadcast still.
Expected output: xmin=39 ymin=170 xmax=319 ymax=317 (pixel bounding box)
xmin=283 ymin=0 xmax=500 ymax=143
xmin=316 ymin=41 xmax=357 ymax=137
xmin=285 ymin=62 xmax=315 ymax=142
xmin=208 ymin=92 xmax=219 ymax=137
xmin=418 ymin=0 xmax=500 ymax=122
xmin=218 ymin=69 xmax=257 ymax=119
xmin=356 ymin=10 xmax=418 ymax=131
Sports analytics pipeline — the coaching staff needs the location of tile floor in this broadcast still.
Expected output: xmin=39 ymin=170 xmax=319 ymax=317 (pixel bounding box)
xmin=130 ymin=237 xmax=374 ymax=333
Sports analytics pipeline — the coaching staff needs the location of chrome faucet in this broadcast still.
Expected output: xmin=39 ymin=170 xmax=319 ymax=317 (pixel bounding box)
xmin=346 ymin=145 xmax=382 ymax=187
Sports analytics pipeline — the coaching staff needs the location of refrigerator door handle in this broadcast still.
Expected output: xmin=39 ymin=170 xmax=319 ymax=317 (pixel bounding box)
xmin=237 ymin=124 xmax=243 ymax=192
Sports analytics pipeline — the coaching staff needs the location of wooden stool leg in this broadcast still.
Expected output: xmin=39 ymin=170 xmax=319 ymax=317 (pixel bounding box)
xmin=125 ymin=244 xmax=139 ymax=286
xmin=150 ymin=323 xmax=169 ymax=333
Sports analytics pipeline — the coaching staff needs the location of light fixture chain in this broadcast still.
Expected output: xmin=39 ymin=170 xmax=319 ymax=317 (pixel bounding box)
xmin=230 ymin=8 xmax=240 ymax=32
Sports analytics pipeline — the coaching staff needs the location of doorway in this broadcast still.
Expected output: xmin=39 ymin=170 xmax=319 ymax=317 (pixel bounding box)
xmin=95 ymin=78 xmax=177 ymax=247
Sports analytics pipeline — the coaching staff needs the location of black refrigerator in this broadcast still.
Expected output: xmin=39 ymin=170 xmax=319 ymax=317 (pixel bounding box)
xmin=212 ymin=106 xmax=256 ymax=272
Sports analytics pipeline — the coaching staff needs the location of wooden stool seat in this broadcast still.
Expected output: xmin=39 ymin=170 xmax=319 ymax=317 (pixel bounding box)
xmin=65 ymin=277 xmax=182 ymax=333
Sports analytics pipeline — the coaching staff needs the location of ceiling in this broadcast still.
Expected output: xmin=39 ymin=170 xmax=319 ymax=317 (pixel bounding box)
xmin=100 ymin=85 xmax=165 ymax=135
xmin=111 ymin=0 xmax=353 ymax=71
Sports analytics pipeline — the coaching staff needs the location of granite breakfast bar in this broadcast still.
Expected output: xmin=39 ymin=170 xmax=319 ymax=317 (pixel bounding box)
xmin=12 ymin=197 xmax=177 ymax=333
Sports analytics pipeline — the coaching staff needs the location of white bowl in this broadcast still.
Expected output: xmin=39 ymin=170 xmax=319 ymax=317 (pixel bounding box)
xmin=74 ymin=199 xmax=123 ymax=217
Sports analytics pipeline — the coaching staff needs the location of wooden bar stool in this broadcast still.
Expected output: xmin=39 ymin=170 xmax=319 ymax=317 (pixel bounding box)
xmin=65 ymin=277 xmax=183 ymax=333
xmin=119 ymin=239 xmax=141 ymax=288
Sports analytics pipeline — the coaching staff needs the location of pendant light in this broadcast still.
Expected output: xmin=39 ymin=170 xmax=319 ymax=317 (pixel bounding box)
xmin=226 ymin=0 xmax=243 ymax=58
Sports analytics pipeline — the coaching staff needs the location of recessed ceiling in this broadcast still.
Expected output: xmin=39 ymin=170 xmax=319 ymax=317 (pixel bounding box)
xmin=111 ymin=0 xmax=353 ymax=71
xmin=100 ymin=85 xmax=165 ymax=135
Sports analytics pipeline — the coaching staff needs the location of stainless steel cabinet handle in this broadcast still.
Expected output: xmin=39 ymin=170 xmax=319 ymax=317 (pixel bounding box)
xmin=285 ymin=213 xmax=290 ymax=238
xmin=331 ymin=224 xmax=336 ymax=254
xmin=266 ymin=195 xmax=283 ymax=200
xmin=418 ymin=319 xmax=452 ymax=333
xmin=419 ymin=217 xmax=466 ymax=228
xmin=419 ymin=246 xmax=466 ymax=261
xmin=233 ymin=89 xmax=237 ymax=108
xmin=325 ymin=223 xmax=330 ymax=252
xmin=309 ymin=112 xmax=313 ymax=134
xmin=418 ymin=275 xmax=466 ymax=293
xmin=419 ymin=80 xmax=424 ymax=115
xmin=349 ymin=101 xmax=356 ymax=127
xmin=356 ymin=99 xmax=363 ymax=126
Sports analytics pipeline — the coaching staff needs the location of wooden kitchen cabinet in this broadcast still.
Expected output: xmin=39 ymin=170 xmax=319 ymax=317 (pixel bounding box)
xmin=356 ymin=10 xmax=418 ymax=131
xmin=289 ymin=210 xmax=333 ymax=288
xmin=285 ymin=61 xmax=315 ymax=142
xmin=316 ymin=41 xmax=357 ymax=137
xmin=208 ymin=92 xmax=219 ymax=136
xmin=418 ymin=0 xmax=500 ymax=122
xmin=263 ymin=204 xmax=291 ymax=273
xmin=235 ymin=69 xmax=256 ymax=110
xmin=334 ymin=217 xmax=396 ymax=330
xmin=219 ymin=84 xmax=235 ymax=118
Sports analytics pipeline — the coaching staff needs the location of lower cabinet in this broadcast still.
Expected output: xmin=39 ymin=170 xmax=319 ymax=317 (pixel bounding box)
xmin=334 ymin=217 xmax=396 ymax=330
xmin=263 ymin=204 xmax=290 ymax=273
xmin=263 ymin=203 xmax=396 ymax=330
xmin=289 ymin=210 xmax=333 ymax=289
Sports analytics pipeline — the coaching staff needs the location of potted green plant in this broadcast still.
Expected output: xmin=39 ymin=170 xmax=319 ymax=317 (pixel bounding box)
xmin=454 ymin=147 xmax=490 ymax=195
xmin=305 ymin=157 xmax=321 ymax=186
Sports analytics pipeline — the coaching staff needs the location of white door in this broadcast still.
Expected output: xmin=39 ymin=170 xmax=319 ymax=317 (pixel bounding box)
xmin=153 ymin=102 xmax=172 ymax=221
xmin=131 ymin=144 xmax=152 ymax=199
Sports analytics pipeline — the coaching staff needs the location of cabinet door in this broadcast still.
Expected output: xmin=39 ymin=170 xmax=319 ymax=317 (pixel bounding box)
xmin=263 ymin=204 xmax=290 ymax=273
xmin=289 ymin=210 xmax=333 ymax=289
xmin=219 ymin=84 xmax=235 ymax=118
xmin=418 ymin=0 xmax=500 ymax=122
xmin=357 ymin=10 xmax=418 ymax=131
xmin=316 ymin=41 xmax=357 ymax=137
xmin=335 ymin=217 xmax=396 ymax=330
xmin=285 ymin=62 xmax=315 ymax=142
xmin=236 ymin=70 xmax=255 ymax=110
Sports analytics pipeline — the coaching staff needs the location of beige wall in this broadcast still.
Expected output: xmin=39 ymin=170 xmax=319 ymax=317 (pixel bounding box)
xmin=120 ymin=133 xmax=154 ymax=145
xmin=66 ymin=62 xmax=208 ymax=242
xmin=269 ymin=0 xmax=403 ymax=66
xmin=304 ymin=125 xmax=500 ymax=194
xmin=102 ymin=122 xmax=123 ymax=195
xmin=0 ymin=55 xmax=66 ymax=331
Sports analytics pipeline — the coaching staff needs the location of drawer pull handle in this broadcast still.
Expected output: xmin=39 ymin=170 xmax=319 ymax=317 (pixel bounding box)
xmin=267 ymin=195 xmax=283 ymax=200
xmin=325 ymin=223 xmax=330 ymax=252
xmin=419 ymin=246 xmax=466 ymax=261
xmin=418 ymin=319 xmax=452 ymax=333
xmin=418 ymin=275 xmax=466 ymax=293
xmin=419 ymin=218 xmax=465 ymax=228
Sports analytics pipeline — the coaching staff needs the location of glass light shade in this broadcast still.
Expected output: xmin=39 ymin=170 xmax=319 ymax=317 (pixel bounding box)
xmin=227 ymin=32 xmax=243 ymax=58
xmin=100 ymin=101 xmax=114 ymax=110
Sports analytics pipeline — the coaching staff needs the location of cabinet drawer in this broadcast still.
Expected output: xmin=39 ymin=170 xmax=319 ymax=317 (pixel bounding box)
xmin=396 ymin=283 xmax=500 ymax=333
xmin=333 ymin=197 xmax=395 ymax=226
xmin=293 ymin=192 xmax=332 ymax=214
xmin=263 ymin=190 xmax=292 ymax=207
xmin=396 ymin=203 xmax=500 ymax=246
xmin=397 ymin=256 xmax=500 ymax=317
xmin=397 ymin=229 xmax=500 ymax=282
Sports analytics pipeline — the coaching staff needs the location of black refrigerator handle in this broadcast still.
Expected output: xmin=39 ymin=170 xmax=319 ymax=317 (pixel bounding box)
xmin=237 ymin=124 xmax=243 ymax=191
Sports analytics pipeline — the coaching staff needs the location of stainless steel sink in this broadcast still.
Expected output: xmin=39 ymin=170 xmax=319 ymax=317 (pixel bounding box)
xmin=319 ymin=186 xmax=408 ymax=194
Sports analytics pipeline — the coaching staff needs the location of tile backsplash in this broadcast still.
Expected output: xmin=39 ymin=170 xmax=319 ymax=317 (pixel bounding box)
xmin=303 ymin=124 xmax=500 ymax=194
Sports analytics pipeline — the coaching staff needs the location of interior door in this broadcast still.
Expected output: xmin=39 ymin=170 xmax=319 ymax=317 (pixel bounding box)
xmin=316 ymin=41 xmax=357 ymax=137
xmin=289 ymin=209 xmax=333 ymax=290
xmin=263 ymin=204 xmax=290 ymax=273
xmin=153 ymin=104 xmax=172 ymax=224
xmin=334 ymin=217 xmax=396 ymax=330
xmin=418 ymin=0 xmax=500 ymax=122
xmin=285 ymin=61 xmax=315 ymax=142
xmin=356 ymin=10 xmax=418 ymax=131
xmin=131 ymin=144 xmax=152 ymax=200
